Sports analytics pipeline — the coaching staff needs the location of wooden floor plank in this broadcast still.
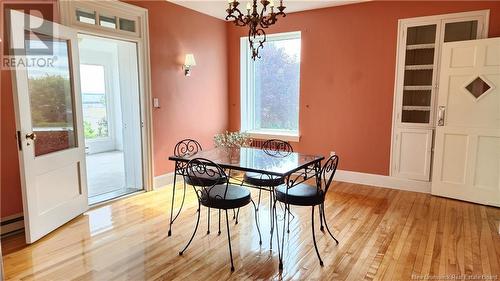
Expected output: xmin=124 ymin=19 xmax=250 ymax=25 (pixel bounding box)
xmin=2 ymin=181 xmax=499 ymax=281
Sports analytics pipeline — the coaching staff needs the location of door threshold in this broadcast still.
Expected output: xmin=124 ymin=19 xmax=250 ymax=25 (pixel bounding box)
xmin=89 ymin=188 xmax=145 ymax=207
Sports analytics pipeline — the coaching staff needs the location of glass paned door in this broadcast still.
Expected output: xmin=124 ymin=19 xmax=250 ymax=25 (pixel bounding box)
xmin=25 ymin=37 xmax=78 ymax=156
xmin=9 ymin=9 xmax=88 ymax=244
xmin=401 ymin=24 xmax=437 ymax=124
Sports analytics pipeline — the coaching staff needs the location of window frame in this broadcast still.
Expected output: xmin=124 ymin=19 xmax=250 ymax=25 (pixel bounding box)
xmin=80 ymin=63 xmax=113 ymax=142
xmin=240 ymin=31 xmax=301 ymax=142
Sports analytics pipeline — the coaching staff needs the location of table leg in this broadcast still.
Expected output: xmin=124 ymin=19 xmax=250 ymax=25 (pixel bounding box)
xmin=168 ymin=170 xmax=178 ymax=237
xmin=313 ymin=161 xmax=324 ymax=231
xmin=269 ymin=189 xmax=274 ymax=250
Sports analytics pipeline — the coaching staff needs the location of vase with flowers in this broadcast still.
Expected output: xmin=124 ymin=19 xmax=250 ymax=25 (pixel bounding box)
xmin=214 ymin=131 xmax=252 ymax=161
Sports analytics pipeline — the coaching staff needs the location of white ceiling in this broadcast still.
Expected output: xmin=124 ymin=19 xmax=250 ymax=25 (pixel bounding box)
xmin=167 ymin=0 xmax=366 ymax=20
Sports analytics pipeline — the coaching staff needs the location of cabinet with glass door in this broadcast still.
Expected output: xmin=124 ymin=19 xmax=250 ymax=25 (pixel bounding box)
xmin=391 ymin=11 xmax=489 ymax=181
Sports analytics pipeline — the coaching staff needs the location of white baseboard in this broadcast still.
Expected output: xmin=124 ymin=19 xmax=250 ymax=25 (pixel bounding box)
xmin=334 ymin=169 xmax=431 ymax=194
xmin=1 ymin=213 xmax=24 ymax=235
xmin=153 ymin=172 xmax=177 ymax=189
xmin=154 ymin=169 xmax=431 ymax=194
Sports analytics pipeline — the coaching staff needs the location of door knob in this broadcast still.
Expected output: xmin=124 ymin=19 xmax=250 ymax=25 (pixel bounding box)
xmin=25 ymin=132 xmax=37 ymax=141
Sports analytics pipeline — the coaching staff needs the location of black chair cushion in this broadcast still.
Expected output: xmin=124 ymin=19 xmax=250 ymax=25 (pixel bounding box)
xmin=275 ymin=183 xmax=325 ymax=206
xmin=200 ymin=184 xmax=251 ymax=210
xmin=184 ymin=169 xmax=227 ymax=187
xmin=243 ymin=172 xmax=284 ymax=187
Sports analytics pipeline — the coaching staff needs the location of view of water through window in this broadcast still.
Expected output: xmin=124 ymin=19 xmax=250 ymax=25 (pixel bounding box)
xmin=80 ymin=64 xmax=109 ymax=139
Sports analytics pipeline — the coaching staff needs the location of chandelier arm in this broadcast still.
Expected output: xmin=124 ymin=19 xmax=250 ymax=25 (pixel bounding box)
xmin=226 ymin=11 xmax=248 ymax=27
xmin=260 ymin=16 xmax=272 ymax=29
xmin=226 ymin=7 xmax=244 ymax=20
xmin=259 ymin=3 xmax=266 ymax=20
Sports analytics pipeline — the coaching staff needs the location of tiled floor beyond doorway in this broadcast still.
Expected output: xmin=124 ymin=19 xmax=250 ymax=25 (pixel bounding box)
xmin=86 ymin=150 xmax=126 ymax=198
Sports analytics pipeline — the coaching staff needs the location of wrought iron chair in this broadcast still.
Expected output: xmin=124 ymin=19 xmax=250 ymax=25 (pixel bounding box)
xmin=242 ymin=139 xmax=293 ymax=248
xmin=179 ymin=158 xmax=262 ymax=271
xmin=171 ymin=139 xmax=227 ymax=235
xmin=274 ymin=155 xmax=340 ymax=269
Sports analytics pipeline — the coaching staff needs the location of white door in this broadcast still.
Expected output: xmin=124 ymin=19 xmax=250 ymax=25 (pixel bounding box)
xmin=9 ymin=10 xmax=88 ymax=243
xmin=432 ymin=37 xmax=500 ymax=207
xmin=393 ymin=128 xmax=433 ymax=181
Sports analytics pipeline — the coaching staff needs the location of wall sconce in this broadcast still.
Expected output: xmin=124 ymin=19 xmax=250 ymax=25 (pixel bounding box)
xmin=183 ymin=54 xmax=196 ymax=76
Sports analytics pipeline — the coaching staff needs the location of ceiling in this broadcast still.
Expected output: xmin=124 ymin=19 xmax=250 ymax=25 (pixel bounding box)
xmin=167 ymin=0 xmax=366 ymax=20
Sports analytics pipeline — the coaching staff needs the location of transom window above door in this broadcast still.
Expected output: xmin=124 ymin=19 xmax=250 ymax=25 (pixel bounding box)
xmin=240 ymin=31 xmax=301 ymax=141
xmin=75 ymin=7 xmax=137 ymax=33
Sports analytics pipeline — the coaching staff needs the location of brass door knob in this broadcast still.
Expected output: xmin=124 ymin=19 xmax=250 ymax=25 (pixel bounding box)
xmin=25 ymin=132 xmax=37 ymax=141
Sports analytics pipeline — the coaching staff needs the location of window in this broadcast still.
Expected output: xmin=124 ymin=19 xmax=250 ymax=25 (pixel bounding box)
xmin=99 ymin=15 xmax=117 ymax=29
xmin=119 ymin=18 xmax=136 ymax=32
xmin=73 ymin=6 xmax=138 ymax=36
xmin=76 ymin=9 xmax=96 ymax=25
xmin=80 ymin=64 xmax=110 ymax=140
xmin=241 ymin=32 xmax=301 ymax=141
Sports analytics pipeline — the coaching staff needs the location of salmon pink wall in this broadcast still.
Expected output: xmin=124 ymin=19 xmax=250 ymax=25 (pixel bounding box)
xmin=0 ymin=1 xmax=228 ymax=218
xmin=130 ymin=1 xmax=228 ymax=176
xmin=1 ymin=70 xmax=23 ymax=219
xmin=227 ymin=1 xmax=500 ymax=176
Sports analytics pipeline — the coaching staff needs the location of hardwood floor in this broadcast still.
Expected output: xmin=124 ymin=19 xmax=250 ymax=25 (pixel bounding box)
xmin=2 ymin=181 xmax=499 ymax=280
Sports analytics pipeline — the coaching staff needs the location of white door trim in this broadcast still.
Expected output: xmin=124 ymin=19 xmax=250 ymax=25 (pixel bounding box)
xmin=59 ymin=0 xmax=154 ymax=191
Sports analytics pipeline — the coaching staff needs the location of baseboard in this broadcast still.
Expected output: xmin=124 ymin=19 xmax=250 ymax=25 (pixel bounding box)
xmin=1 ymin=213 xmax=24 ymax=236
xmin=334 ymin=170 xmax=431 ymax=194
xmin=153 ymin=172 xmax=177 ymax=189
xmin=154 ymin=169 xmax=430 ymax=194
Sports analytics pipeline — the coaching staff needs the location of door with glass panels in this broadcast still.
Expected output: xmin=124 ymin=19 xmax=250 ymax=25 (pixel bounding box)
xmin=9 ymin=10 xmax=88 ymax=243
xmin=392 ymin=11 xmax=487 ymax=181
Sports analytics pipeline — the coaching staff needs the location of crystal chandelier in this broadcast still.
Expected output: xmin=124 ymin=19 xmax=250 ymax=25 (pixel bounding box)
xmin=226 ymin=0 xmax=286 ymax=60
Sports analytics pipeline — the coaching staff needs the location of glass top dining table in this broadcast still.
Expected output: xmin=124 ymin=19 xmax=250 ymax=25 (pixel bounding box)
xmin=166 ymin=147 xmax=324 ymax=237
xmin=168 ymin=147 xmax=325 ymax=177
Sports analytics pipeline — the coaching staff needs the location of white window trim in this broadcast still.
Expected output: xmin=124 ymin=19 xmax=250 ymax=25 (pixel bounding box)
xmin=240 ymin=31 xmax=301 ymax=142
xmin=246 ymin=130 xmax=300 ymax=142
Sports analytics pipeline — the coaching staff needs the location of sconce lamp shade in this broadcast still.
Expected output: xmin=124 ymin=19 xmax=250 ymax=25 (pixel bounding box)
xmin=184 ymin=54 xmax=196 ymax=67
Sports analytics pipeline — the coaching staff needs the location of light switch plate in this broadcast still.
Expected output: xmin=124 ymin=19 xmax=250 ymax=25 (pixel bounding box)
xmin=153 ymin=98 xmax=160 ymax=108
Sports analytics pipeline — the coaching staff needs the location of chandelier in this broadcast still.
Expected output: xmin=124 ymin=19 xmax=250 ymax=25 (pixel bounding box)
xmin=226 ymin=0 xmax=286 ymax=60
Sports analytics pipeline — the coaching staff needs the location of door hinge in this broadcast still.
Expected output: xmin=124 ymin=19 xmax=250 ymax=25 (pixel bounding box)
xmin=16 ymin=131 xmax=22 ymax=151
